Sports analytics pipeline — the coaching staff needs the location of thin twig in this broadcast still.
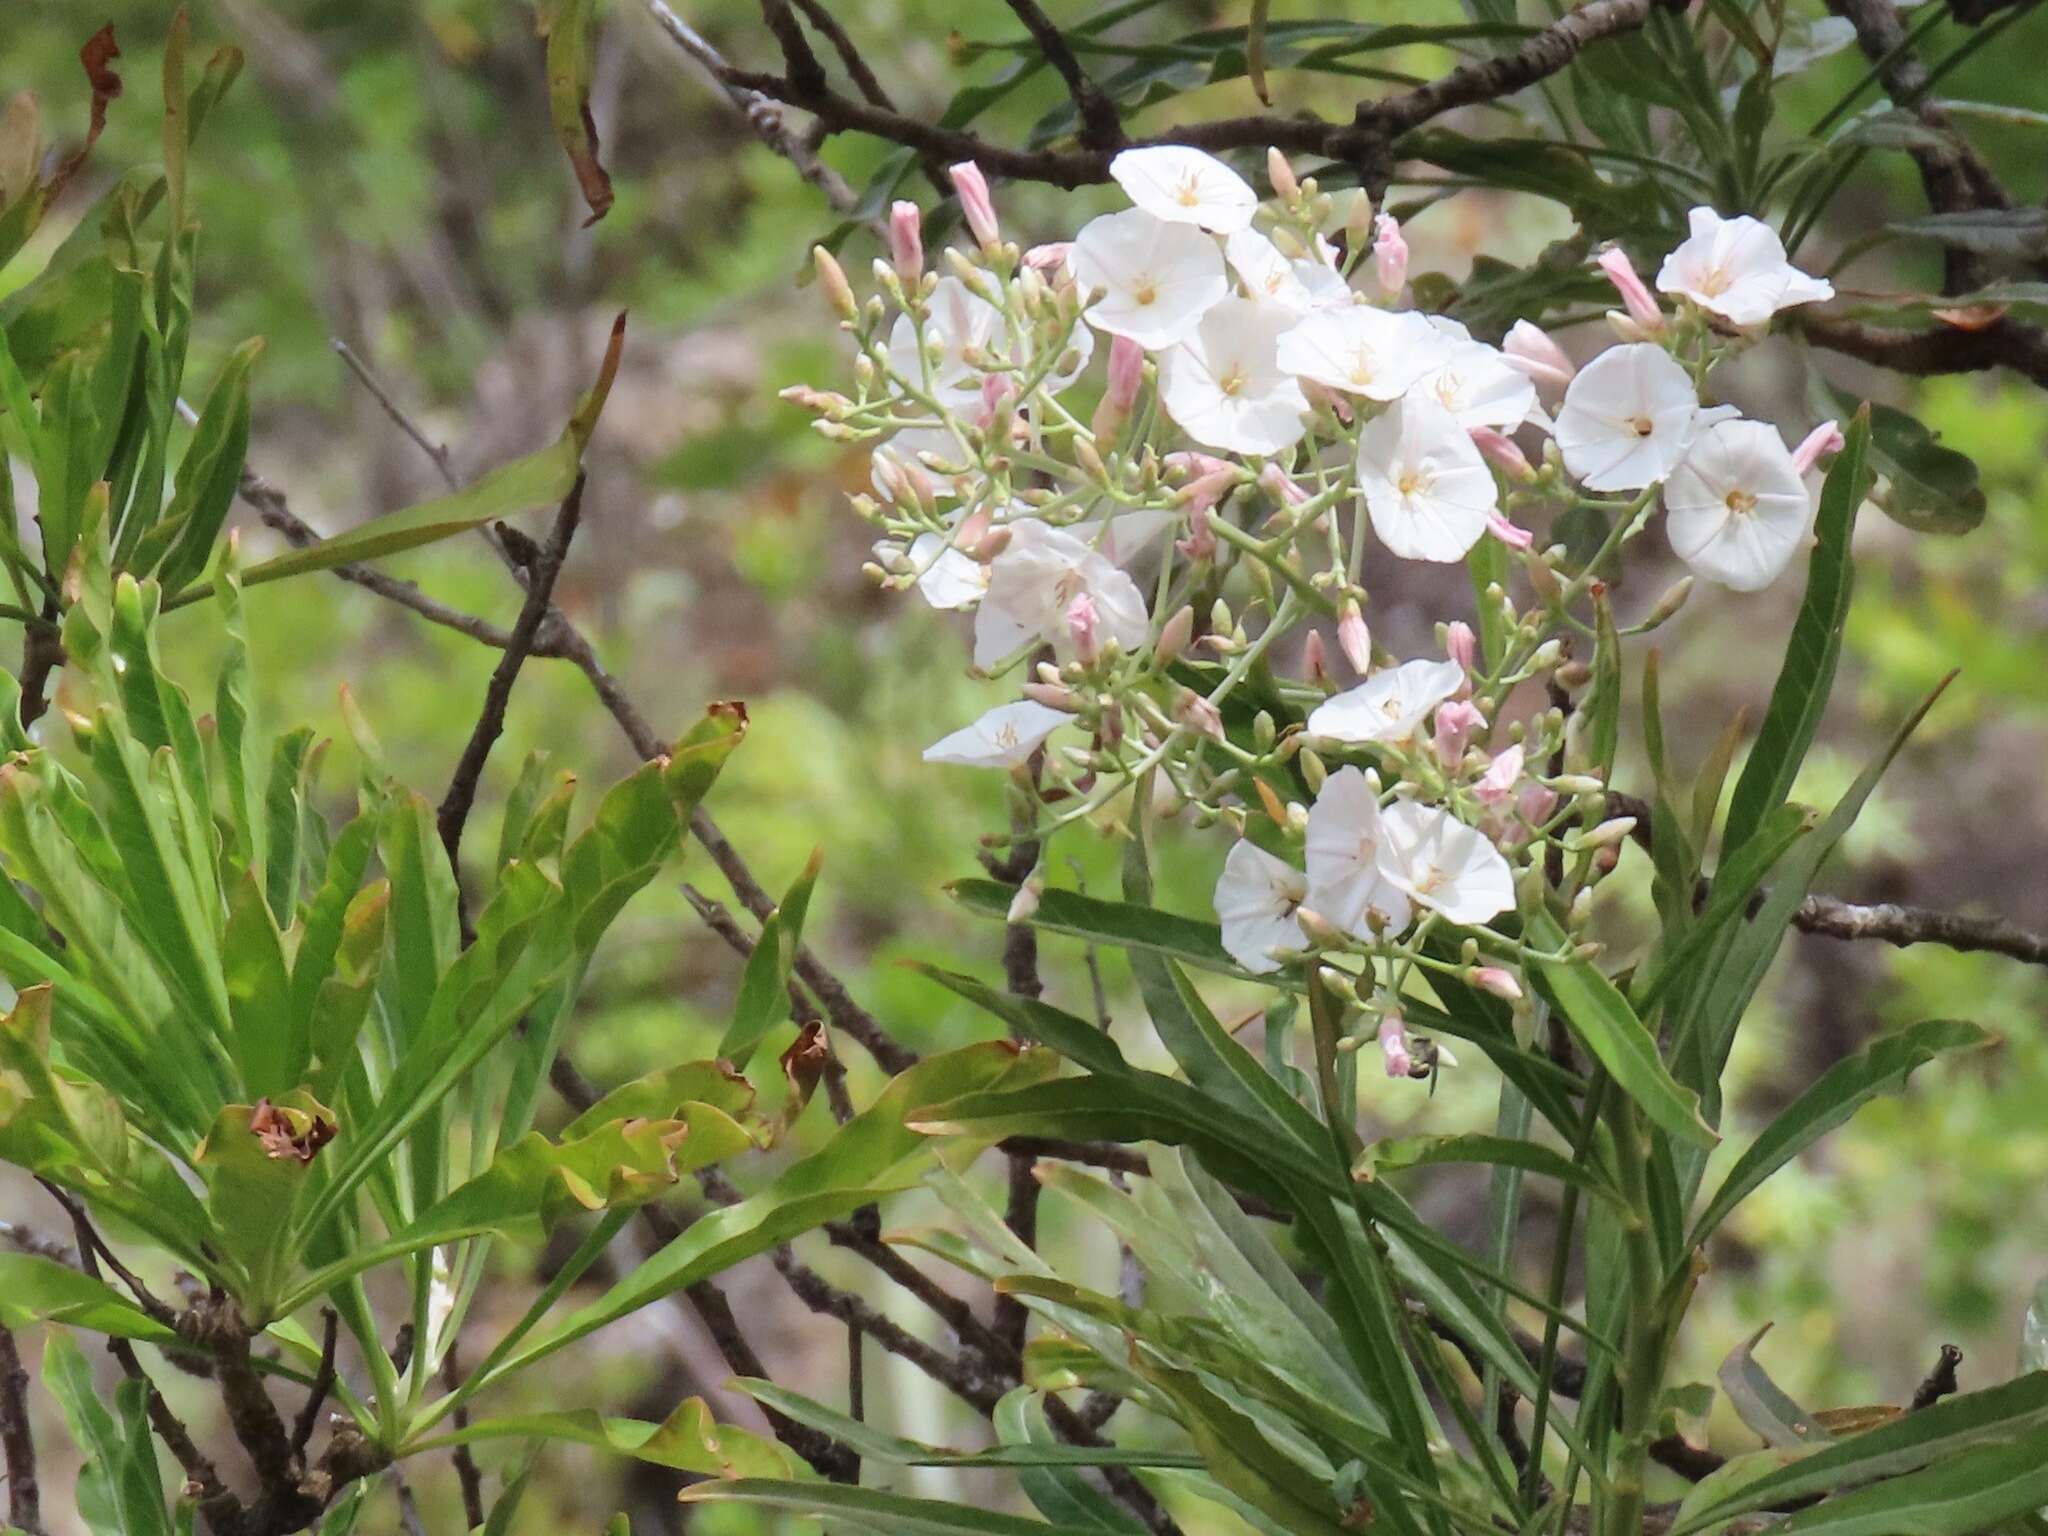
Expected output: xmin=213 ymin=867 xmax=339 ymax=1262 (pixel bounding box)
xmin=436 ymin=474 xmax=586 ymax=873
xmin=788 ymin=0 xmax=894 ymax=109
xmin=1910 ymin=1343 xmax=1963 ymax=1410
xmin=997 ymin=0 xmax=1122 ymax=149
xmin=287 ymin=1309 xmax=338 ymax=1463
xmin=0 ymin=1329 xmax=41 ymax=1536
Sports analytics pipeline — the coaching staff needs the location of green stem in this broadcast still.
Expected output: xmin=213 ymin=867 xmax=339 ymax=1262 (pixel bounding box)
xmin=1600 ymin=1099 xmax=1666 ymax=1536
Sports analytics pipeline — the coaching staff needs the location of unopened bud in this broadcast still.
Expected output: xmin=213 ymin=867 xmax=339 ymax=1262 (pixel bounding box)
xmin=1008 ymin=877 xmax=1043 ymax=923
xmin=1022 ymin=682 xmax=1080 ymax=711
xmin=950 ymin=161 xmax=1000 ymax=248
xmin=1267 ymin=146 xmax=1301 ymax=201
xmin=1579 ymin=815 xmax=1637 ymax=852
xmin=812 ymin=245 xmax=857 ymax=320
xmin=1345 ymin=190 xmax=1375 ymax=247
xmin=1299 ymin=747 xmax=1327 ymax=794
xmin=1338 ymin=601 xmax=1371 ymax=674
xmin=1501 ymin=319 xmax=1575 ymax=390
xmin=1295 ymin=908 xmax=1345 ymax=951
xmin=1548 ymin=773 xmax=1606 ymax=796
xmin=1373 ymin=213 xmax=1408 ymax=294
xmin=1554 ymin=660 xmax=1593 ymax=690
xmin=1155 ymin=605 xmax=1194 ymax=666
xmin=1527 ymin=639 xmax=1564 ymax=672
xmin=888 ymin=200 xmax=924 ymax=284
xmin=1596 ymin=245 xmax=1664 ymax=334
xmin=1174 ymin=690 xmax=1226 ymax=742
xmin=1471 ymin=966 xmax=1522 ymax=1003
xmin=1303 ymin=629 xmax=1331 ymax=687
xmin=1643 ymin=575 xmax=1694 ymax=628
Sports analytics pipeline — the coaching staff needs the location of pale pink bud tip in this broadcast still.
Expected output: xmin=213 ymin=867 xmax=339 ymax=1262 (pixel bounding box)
xmin=1472 ymin=967 xmax=1523 ymax=1003
xmin=1337 ymin=602 xmax=1371 ymax=675
xmin=1433 ymin=699 xmax=1486 ymax=766
xmin=1486 ymin=511 xmax=1535 ymax=551
xmin=1175 ymin=691 xmax=1226 ymax=742
xmin=1022 ymin=242 xmax=1072 ymax=274
xmin=888 ymin=201 xmax=923 ymax=283
xmin=1475 ymin=743 xmax=1524 ymax=808
xmin=1470 ymin=426 xmax=1534 ymax=481
xmin=950 ymin=161 xmax=1000 ymax=248
xmin=1303 ymin=630 xmax=1330 ymax=686
xmin=1066 ymin=592 xmax=1102 ymax=663
xmin=1373 ymin=213 xmax=1409 ymax=294
xmin=1267 ymin=147 xmax=1301 ymax=201
xmin=1791 ymin=420 xmax=1845 ymax=477
xmin=1107 ymin=335 xmax=1145 ymax=411
xmin=1377 ymin=1013 xmax=1413 ymax=1080
xmin=1444 ymin=621 xmax=1477 ymax=674
xmin=1258 ymin=463 xmax=1310 ymax=507
xmin=1596 ymin=246 xmax=1663 ymax=332
xmin=1501 ymin=319 xmax=1575 ymax=389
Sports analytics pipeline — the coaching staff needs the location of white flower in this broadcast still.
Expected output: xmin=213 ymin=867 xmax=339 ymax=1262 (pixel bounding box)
xmin=1110 ymin=145 xmax=1257 ymax=233
xmin=1088 ymin=509 xmax=1175 ymax=566
xmin=1375 ymin=800 xmax=1515 ymax=925
xmin=923 ymin=700 xmax=1071 ymax=768
xmin=1225 ymin=229 xmax=1352 ymax=318
xmin=1304 ymin=766 xmax=1413 ymax=939
xmin=896 ymin=530 xmax=990 ymax=609
xmin=1070 ymin=209 xmax=1229 ymax=350
xmin=973 ymin=520 xmax=1149 ymax=669
xmin=1276 ymin=306 xmax=1439 ymax=401
xmin=886 ymin=276 xmax=1008 ymax=410
xmin=1157 ymin=298 xmax=1310 ymax=456
xmin=1411 ymin=338 xmax=1540 ymax=432
xmin=1553 ymin=343 xmax=1700 ymax=491
xmin=1355 ymin=395 xmax=1497 ymax=561
xmin=1656 ymin=207 xmax=1834 ymax=327
xmin=1663 ymin=418 xmax=1814 ymax=591
xmin=1307 ymin=658 xmax=1465 ymax=745
xmin=1214 ymin=841 xmax=1309 ymax=973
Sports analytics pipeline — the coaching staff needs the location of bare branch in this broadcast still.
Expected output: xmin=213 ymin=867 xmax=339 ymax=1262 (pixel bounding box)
xmin=1 ymin=1329 xmax=41 ymax=1536
xmin=997 ymin=0 xmax=1122 ymax=150
xmin=788 ymin=0 xmax=895 ymax=110
xmin=436 ymin=474 xmax=586 ymax=872
xmin=1911 ymin=1343 xmax=1963 ymax=1410
xmin=1798 ymin=313 xmax=2048 ymax=389
xmin=286 ymin=1309 xmax=339 ymax=1464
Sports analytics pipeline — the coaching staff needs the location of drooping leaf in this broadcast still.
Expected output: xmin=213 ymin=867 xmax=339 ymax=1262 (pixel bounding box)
xmin=536 ymin=0 xmax=613 ymax=225
xmin=408 ymin=1398 xmax=792 ymax=1480
xmin=1719 ymin=1325 xmax=1834 ymax=1450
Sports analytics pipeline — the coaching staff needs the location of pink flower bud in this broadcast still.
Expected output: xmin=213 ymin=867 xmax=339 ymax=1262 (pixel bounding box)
xmin=1066 ymin=592 xmax=1101 ymax=663
xmin=1178 ymin=500 xmax=1218 ymax=561
xmin=1267 ymin=147 xmax=1301 ymax=201
xmin=950 ymin=161 xmax=1000 ymax=248
xmin=1258 ymin=462 xmax=1310 ymax=507
xmin=1596 ymin=245 xmax=1663 ymax=333
xmin=1022 ymin=241 xmax=1072 ymax=274
xmin=1106 ymin=334 xmax=1144 ymax=413
xmin=955 ymin=504 xmax=996 ymax=552
xmin=1474 ymin=743 xmax=1523 ymax=807
xmin=1373 ymin=213 xmax=1409 ymax=294
xmin=977 ymin=373 xmax=1016 ymax=430
xmin=1378 ymin=1012 xmax=1413 ymax=1079
xmin=1444 ymin=621 xmax=1477 ymax=673
xmin=1175 ymin=690 xmax=1226 ymax=742
xmin=1175 ymin=466 xmax=1239 ymax=517
xmin=1303 ymin=629 xmax=1331 ymax=687
xmin=1486 ymin=511 xmax=1535 ymax=550
xmin=812 ymin=245 xmax=857 ymax=320
xmin=1471 ymin=967 xmax=1523 ymax=1003
xmin=1517 ymin=779 xmax=1559 ymax=828
xmin=888 ymin=200 xmax=923 ymax=283
xmin=1166 ymin=450 xmax=1233 ymax=479
xmin=1791 ymin=419 xmax=1844 ymax=476
xmin=1470 ymin=426 xmax=1534 ymax=481
xmin=1302 ymin=378 xmax=1354 ymax=425
xmin=1501 ymin=320 xmax=1575 ymax=389
xmin=1433 ymin=699 xmax=1486 ymax=766
xmin=1337 ymin=601 xmax=1371 ymax=675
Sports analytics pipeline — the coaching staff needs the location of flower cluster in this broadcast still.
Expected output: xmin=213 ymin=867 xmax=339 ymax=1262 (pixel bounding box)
xmin=789 ymin=148 xmax=1839 ymax=1072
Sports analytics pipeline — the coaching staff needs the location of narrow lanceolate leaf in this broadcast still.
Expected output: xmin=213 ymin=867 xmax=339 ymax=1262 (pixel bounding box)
xmin=717 ymin=848 xmax=822 ymax=1070
xmin=1527 ymin=910 xmax=1717 ymax=1149
xmin=405 ymin=1399 xmax=792 ymax=1480
xmin=1719 ymin=1325 xmax=1833 ymax=1450
xmin=1359 ymin=1132 xmax=1626 ymax=1209
xmin=537 ymin=0 xmax=613 ymax=225
xmin=1722 ymin=408 xmax=1871 ymax=859
xmin=1688 ymin=1018 xmax=1993 ymax=1250
xmin=947 ymin=878 xmax=1251 ymax=979
xmin=1673 ymin=1371 xmax=2048 ymax=1531
xmin=1765 ymin=1425 xmax=2048 ymax=1535
xmin=0 ymin=1253 xmax=178 ymax=1343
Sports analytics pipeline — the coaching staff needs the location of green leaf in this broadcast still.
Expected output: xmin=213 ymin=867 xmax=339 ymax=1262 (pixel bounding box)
xmin=141 ymin=336 xmax=262 ymax=592
xmin=536 ymin=0 xmax=613 ymax=226
xmin=1858 ymin=396 xmax=1985 ymax=537
xmin=681 ymin=1480 xmax=1115 ymax=1534
xmin=947 ymin=878 xmax=1251 ymax=979
xmin=478 ymin=1042 xmax=1058 ymax=1379
xmin=1688 ymin=1018 xmax=1993 ymax=1250
xmin=718 ymin=848 xmax=822 ymax=1070
xmin=170 ymin=432 xmax=580 ymax=607
xmin=1360 ymin=1132 xmax=1625 ymax=1209
xmin=1765 ymin=1428 xmax=2048 ymax=1535
xmin=1527 ymin=910 xmax=1716 ymax=1149
xmin=0 ymin=1254 xmax=177 ymax=1343
xmin=42 ymin=1332 xmax=174 ymax=1536
xmin=1891 ymin=206 xmax=2048 ymax=258
xmin=1719 ymin=1325 xmax=1833 ymax=1450
xmin=408 ymin=1398 xmax=792 ymax=1479
xmin=1722 ymin=409 xmax=1871 ymax=858
xmin=1675 ymin=1372 xmax=2048 ymax=1532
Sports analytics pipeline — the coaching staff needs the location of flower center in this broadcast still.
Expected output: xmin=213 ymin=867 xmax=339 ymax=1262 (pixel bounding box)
xmin=1628 ymin=415 xmax=1655 ymax=437
xmin=1174 ymin=174 xmax=1204 ymax=207
xmin=1348 ymin=349 xmax=1378 ymax=386
xmin=1724 ymin=488 xmax=1758 ymax=516
xmin=1218 ymin=364 xmax=1249 ymax=398
xmin=1397 ymin=467 xmax=1432 ymax=497
xmin=1413 ymin=863 xmax=1449 ymax=896
xmin=994 ymin=723 xmax=1021 ymax=748
xmin=1132 ymin=277 xmax=1159 ymax=306
xmin=1699 ymin=266 xmax=1731 ymax=296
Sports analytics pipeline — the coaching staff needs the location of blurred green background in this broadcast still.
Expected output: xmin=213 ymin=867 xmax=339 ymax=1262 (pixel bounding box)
xmin=4 ymin=0 xmax=2046 ymax=1529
